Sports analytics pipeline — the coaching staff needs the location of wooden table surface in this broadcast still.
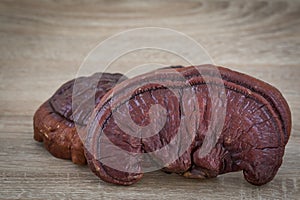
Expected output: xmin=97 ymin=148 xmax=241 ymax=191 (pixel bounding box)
xmin=1 ymin=0 xmax=300 ymax=199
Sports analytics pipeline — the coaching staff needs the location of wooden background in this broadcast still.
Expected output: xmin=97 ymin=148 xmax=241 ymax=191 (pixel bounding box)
xmin=0 ymin=0 xmax=299 ymax=199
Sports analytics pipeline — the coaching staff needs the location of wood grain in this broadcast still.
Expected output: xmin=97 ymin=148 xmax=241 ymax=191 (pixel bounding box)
xmin=0 ymin=0 xmax=299 ymax=199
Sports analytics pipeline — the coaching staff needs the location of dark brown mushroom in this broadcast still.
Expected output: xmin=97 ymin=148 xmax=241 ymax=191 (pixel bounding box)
xmin=85 ymin=65 xmax=291 ymax=185
xmin=33 ymin=72 xmax=127 ymax=164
